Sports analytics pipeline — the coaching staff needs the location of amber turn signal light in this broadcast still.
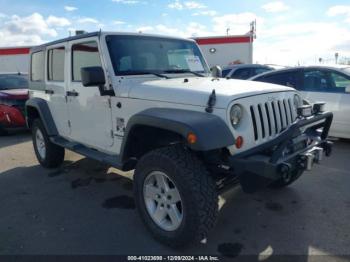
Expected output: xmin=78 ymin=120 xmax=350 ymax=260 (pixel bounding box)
xmin=187 ymin=132 xmax=197 ymax=144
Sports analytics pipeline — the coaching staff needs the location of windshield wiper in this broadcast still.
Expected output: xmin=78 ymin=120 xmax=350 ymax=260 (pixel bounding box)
xmin=120 ymin=71 xmax=170 ymax=79
xmin=164 ymin=69 xmax=205 ymax=77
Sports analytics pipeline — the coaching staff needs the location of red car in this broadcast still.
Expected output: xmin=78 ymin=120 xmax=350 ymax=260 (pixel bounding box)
xmin=0 ymin=73 xmax=29 ymax=135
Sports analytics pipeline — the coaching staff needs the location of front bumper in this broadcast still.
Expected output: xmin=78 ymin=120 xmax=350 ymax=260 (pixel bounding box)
xmin=229 ymin=111 xmax=333 ymax=193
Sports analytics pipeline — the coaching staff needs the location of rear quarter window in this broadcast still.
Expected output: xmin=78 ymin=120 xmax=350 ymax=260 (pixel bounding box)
xmin=31 ymin=51 xmax=44 ymax=82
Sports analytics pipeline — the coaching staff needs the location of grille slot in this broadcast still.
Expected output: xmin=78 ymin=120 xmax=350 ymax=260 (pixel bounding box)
xmin=250 ymin=98 xmax=297 ymax=141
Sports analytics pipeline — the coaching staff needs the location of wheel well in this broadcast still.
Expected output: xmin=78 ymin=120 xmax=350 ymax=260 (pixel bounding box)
xmin=122 ymin=125 xmax=185 ymax=167
xmin=26 ymin=106 xmax=40 ymax=128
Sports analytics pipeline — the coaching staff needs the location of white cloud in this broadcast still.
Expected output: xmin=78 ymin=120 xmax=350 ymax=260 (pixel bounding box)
xmin=64 ymin=5 xmax=77 ymax=11
xmin=184 ymin=1 xmax=206 ymax=9
xmin=168 ymin=1 xmax=206 ymax=10
xmin=327 ymin=5 xmax=350 ymax=16
xmin=0 ymin=12 xmax=72 ymax=46
xmin=262 ymin=1 xmax=290 ymax=13
xmin=327 ymin=5 xmax=350 ymax=23
xmin=113 ymin=20 xmax=126 ymax=25
xmin=77 ymin=17 xmax=99 ymax=24
xmin=4 ymin=13 xmax=58 ymax=37
xmin=192 ymin=10 xmax=217 ymax=16
xmin=255 ymin=21 xmax=350 ymax=65
xmin=47 ymin=15 xmax=71 ymax=27
xmin=112 ymin=0 xmax=140 ymax=4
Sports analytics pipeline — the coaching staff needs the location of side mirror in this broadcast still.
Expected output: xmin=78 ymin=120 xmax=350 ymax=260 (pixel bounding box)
xmin=346 ymin=86 xmax=350 ymax=93
xmin=81 ymin=66 xmax=105 ymax=87
xmin=211 ymin=65 xmax=222 ymax=78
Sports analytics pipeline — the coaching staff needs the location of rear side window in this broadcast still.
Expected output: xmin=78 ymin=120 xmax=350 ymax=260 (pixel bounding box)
xmin=259 ymin=71 xmax=299 ymax=88
xmin=31 ymin=51 xmax=44 ymax=82
xmin=48 ymin=47 xmax=65 ymax=81
xmin=72 ymin=41 xmax=102 ymax=81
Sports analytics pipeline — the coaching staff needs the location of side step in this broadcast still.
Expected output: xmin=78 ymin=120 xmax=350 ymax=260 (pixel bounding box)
xmin=50 ymin=136 xmax=122 ymax=169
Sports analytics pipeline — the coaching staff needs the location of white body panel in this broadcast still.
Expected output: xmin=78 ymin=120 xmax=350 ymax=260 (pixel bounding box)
xmin=301 ymin=91 xmax=350 ymax=139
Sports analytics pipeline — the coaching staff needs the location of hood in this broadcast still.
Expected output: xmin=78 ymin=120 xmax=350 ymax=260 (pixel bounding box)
xmin=128 ymin=77 xmax=295 ymax=108
xmin=0 ymin=89 xmax=29 ymax=100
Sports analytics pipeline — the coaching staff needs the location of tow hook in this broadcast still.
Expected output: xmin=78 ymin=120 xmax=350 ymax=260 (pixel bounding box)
xmin=300 ymin=147 xmax=324 ymax=171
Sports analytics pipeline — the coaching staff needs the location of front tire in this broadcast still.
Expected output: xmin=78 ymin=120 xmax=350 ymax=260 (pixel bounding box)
xmin=32 ymin=119 xmax=64 ymax=168
xmin=134 ymin=145 xmax=218 ymax=247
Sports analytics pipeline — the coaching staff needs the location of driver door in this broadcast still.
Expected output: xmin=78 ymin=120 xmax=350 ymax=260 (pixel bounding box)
xmin=66 ymin=38 xmax=114 ymax=151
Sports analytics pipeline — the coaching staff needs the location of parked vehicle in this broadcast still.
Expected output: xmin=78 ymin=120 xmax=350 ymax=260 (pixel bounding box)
xmin=26 ymin=32 xmax=333 ymax=247
xmin=0 ymin=73 xmax=28 ymax=135
xmin=251 ymin=66 xmax=350 ymax=139
xmin=222 ymin=64 xmax=273 ymax=80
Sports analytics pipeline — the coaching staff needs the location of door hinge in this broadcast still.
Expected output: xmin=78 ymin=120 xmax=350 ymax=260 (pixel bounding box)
xmin=107 ymin=98 xmax=112 ymax=108
xmin=65 ymin=96 xmax=68 ymax=103
xmin=68 ymin=120 xmax=71 ymax=128
xmin=110 ymin=129 xmax=114 ymax=138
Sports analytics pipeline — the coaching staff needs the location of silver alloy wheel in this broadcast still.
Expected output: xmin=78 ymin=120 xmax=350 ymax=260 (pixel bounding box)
xmin=143 ymin=171 xmax=183 ymax=231
xmin=35 ymin=128 xmax=46 ymax=160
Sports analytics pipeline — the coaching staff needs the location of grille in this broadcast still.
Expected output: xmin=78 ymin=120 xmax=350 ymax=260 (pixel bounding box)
xmin=250 ymin=98 xmax=296 ymax=141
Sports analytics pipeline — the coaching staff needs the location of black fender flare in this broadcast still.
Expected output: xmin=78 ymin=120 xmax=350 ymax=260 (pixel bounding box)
xmin=120 ymin=108 xmax=235 ymax=159
xmin=25 ymin=98 xmax=58 ymax=136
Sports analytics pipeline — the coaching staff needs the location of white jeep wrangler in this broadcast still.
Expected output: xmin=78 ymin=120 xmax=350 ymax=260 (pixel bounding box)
xmin=26 ymin=32 xmax=333 ymax=247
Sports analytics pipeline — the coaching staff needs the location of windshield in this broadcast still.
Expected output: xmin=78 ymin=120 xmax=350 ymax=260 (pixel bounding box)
xmin=0 ymin=74 xmax=28 ymax=90
xmin=106 ymin=35 xmax=210 ymax=76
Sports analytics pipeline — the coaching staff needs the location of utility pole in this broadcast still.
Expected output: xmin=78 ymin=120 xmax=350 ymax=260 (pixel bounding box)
xmin=335 ymin=52 xmax=339 ymax=64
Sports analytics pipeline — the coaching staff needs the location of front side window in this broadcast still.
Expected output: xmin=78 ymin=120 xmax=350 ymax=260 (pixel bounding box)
xmin=72 ymin=41 xmax=101 ymax=81
xmin=329 ymin=72 xmax=350 ymax=91
xmin=31 ymin=51 xmax=44 ymax=82
xmin=303 ymin=70 xmax=330 ymax=91
xmin=48 ymin=47 xmax=65 ymax=81
xmin=106 ymin=35 xmax=209 ymax=76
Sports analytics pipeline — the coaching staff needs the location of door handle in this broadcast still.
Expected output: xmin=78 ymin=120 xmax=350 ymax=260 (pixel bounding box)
xmin=66 ymin=91 xmax=79 ymax=97
xmin=45 ymin=89 xmax=54 ymax=95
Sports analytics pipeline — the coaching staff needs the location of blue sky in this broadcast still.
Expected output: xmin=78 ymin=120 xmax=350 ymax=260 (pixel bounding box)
xmin=0 ymin=0 xmax=350 ymax=65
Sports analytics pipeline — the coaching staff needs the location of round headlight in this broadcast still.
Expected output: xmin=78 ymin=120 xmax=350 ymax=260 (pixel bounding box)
xmin=230 ymin=104 xmax=243 ymax=127
xmin=293 ymin=94 xmax=302 ymax=109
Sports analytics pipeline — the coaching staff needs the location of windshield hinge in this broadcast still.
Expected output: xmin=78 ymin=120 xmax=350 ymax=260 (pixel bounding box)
xmin=205 ymin=89 xmax=216 ymax=113
xmin=68 ymin=120 xmax=71 ymax=128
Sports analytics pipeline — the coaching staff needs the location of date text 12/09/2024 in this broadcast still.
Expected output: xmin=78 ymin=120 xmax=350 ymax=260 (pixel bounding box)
xmin=127 ymin=256 xmax=219 ymax=261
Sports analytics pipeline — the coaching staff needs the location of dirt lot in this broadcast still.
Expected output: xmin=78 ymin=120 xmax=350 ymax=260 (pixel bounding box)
xmin=0 ymin=132 xmax=349 ymax=260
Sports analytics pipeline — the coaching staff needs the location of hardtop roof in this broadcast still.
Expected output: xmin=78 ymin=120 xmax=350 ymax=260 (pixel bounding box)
xmin=30 ymin=31 xmax=195 ymax=53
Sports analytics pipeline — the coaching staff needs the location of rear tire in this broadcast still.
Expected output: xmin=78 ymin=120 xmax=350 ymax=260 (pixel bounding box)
xmin=32 ymin=119 xmax=64 ymax=168
xmin=134 ymin=145 xmax=218 ymax=247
